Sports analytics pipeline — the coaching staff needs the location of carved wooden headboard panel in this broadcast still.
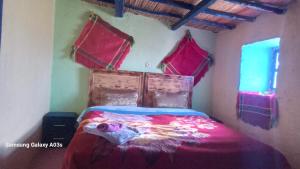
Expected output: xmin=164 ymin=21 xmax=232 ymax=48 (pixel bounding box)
xmin=88 ymin=69 xmax=194 ymax=108
xmin=88 ymin=69 xmax=144 ymax=106
xmin=143 ymin=73 xmax=194 ymax=108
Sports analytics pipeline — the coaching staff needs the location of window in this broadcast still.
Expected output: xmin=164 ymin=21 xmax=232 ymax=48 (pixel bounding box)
xmin=239 ymin=38 xmax=280 ymax=93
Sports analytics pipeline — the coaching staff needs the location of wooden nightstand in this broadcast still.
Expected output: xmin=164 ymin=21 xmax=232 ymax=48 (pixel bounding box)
xmin=42 ymin=112 xmax=78 ymax=147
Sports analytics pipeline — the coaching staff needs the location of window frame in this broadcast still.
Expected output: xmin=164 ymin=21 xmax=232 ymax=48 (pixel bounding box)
xmin=269 ymin=47 xmax=280 ymax=92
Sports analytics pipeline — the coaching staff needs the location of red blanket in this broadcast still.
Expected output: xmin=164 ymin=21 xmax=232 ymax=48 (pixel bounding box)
xmin=237 ymin=92 xmax=278 ymax=129
xmin=161 ymin=34 xmax=211 ymax=85
xmin=73 ymin=15 xmax=133 ymax=70
xmin=62 ymin=111 xmax=290 ymax=169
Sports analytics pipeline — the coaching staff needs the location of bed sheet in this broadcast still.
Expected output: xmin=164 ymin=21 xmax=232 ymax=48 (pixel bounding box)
xmin=63 ymin=110 xmax=290 ymax=169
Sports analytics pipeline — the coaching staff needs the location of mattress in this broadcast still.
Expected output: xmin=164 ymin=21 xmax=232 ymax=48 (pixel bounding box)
xmin=62 ymin=107 xmax=290 ymax=169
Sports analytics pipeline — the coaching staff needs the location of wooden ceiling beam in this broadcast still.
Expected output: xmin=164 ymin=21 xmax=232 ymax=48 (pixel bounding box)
xmin=171 ymin=0 xmax=217 ymax=30
xmin=148 ymin=0 xmax=256 ymax=22
xmin=95 ymin=0 xmax=235 ymax=30
xmin=149 ymin=0 xmax=194 ymax=10
xmin=204 ymin=8 xmax=256 ymax=22
xmin=190 ymin=18 xmax=236 ymax=30
xmin=225 ymin=0 xmax=287 ymax=14
xmin=114 ymin=0 xmax=125 ymax=17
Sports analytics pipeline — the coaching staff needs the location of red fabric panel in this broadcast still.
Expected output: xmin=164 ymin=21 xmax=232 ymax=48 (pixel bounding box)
xmin=237 ymin=92 xmax=278 ymax=129
xmin=62 ymin=111 xmax=290 ymax=169
xmin=73 ymin=16 xmax=133 ymax=70
xmin=162 ymin=34 xmax=210 ymax=85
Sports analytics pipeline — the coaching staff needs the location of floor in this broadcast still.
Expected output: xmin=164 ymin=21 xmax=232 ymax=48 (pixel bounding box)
xmin=29 ymin=149 xmax=66 ymax=169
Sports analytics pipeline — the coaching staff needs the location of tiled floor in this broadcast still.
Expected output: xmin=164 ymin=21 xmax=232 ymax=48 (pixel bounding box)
xmin=29 ymin=149 xmax=66 ymax=169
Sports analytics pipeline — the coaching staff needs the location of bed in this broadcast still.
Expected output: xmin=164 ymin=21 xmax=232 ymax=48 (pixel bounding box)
xmin=62 ymin=70 xmax=290 ymax=169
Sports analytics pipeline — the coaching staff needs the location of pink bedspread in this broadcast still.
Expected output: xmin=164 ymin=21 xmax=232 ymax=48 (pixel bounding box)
xmin=62 ymin=111 xmax=290 ymax=169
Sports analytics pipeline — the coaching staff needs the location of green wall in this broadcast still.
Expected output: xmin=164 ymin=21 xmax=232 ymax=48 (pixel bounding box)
xmin=50 ymin=0 xmax=216 ymax=114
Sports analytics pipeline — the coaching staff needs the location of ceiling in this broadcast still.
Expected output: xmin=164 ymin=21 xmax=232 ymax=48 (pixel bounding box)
xmin=83 ymin=0 xmax=290 ymax=32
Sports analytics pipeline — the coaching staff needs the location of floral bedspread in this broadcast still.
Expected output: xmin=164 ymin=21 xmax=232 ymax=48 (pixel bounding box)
xmin=62 ymin=111 xmax=290 ymax=169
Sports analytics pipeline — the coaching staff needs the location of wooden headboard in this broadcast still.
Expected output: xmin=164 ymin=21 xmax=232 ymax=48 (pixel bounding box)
xmin=88 ymin=69 xmax=194 ymax=108
xmin=88 ymin=70 xmax=144 ymax=106
xmin=143 ymin=73 xmax=194 ymax=108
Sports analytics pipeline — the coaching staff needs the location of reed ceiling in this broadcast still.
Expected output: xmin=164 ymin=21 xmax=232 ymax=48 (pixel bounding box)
xmin=83 ymin=0 xmax=290 ymax=32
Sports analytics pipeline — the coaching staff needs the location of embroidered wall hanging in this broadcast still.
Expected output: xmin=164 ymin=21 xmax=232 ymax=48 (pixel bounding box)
xmin=72 ymin=14 xmax=134 ymax=70
xmin=161 ymin=31 xmax=212 ymax=85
